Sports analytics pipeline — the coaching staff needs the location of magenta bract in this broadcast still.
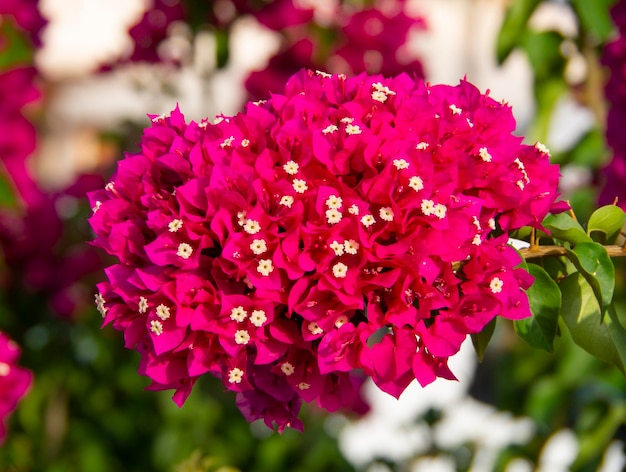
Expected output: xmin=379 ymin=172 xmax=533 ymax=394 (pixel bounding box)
xmin=89 ymin=69 xmax=561 ymax=431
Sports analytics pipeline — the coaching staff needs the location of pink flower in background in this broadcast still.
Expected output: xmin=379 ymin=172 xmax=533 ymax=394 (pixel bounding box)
xmin=0 ymin=332 xmax=32 ymax=443
xmin=600 ymin=0 xmax=626 ymax=208
xmin=89 ymin=69 xmax=561 ymax=431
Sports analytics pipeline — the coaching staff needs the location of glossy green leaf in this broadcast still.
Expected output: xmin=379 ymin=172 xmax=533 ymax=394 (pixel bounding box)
xmin=560 ymin=273 xmax=625 ymax=374
xmin=543 ymin=212 xmax=593 ymax=245
xmin=496 ymin=0 xmax=542 ymax=64
xmin=587 ymin=205 xmax=626 ymax=244
xmin=514 ymin=264 xmax=561 ymax=352
xmin=566 ymin=242 xmax=615 ymax=313
xmin=571 ymin=0 xmax=617 ymax=42
xmin=522 ymin=31 xmax=566 ymax=82
xmin=471 ymin=317 xmax=497 ymax=362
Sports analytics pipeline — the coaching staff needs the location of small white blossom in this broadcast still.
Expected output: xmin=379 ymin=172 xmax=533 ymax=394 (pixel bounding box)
xmin=298 ymin=382 xmax=311 ymax=390
xmin=281 ymin=362 xmax=295 ymax=376
xmin=243 ymin=219 xmax=261 ymax=234
xmin=151 ymin=113 xmax=169 ymax=123
xmin=230 ymin=306 xmax=248 ymax=322
xmin=228 ymin=368 xmax=244 ymax=384
xmin=449 ymin=104 xmax=462 ymax=115
xmin=335 ymin=315 xmax=349 ymax=328
xmin=479 ymin=147 xmax=492 ymax=162
xmin=150 ymin=320 xmax=163 ymax=336
xmin=348 ymin=204 xmax=359 ymax=215
xmin=372 ymin=90 xmax=388 ymax=103
xmin=322 ymin=124 xmax=338 ymax=134
xmin=257 ymin=259 xmax=274 ymax=276
xmin=95 ymin=293 xmax=107 ymax=317
xmin=490 ymin=277 xmax=504 ymax=294
xmin=379 ymin=207 xmax=394 ymax=222
xmin=535 ymin=141 xmax=550 ymax=156
xmin=308 ymin=321 xmax=323 ymax=335
xmin=345 ymin=124 xmax=362 ymax=135
xmin=293 ymin=179 xmax=308 ymax=193
xmin=340 ymin=117 xmax=354 ymax=124
xmin=138 ymin=297 xmax=148 ymax=314
xmin=516 ymin=180 xmax=525 ymax=190
xmin=250 ymin=239 xmax=268 ymax=255
xmin=241 ymin=138 xmax=250 ymax=147
xmin=177 ymin=242 xmax=193 ymax=259
xmin=315 ymin=70 xmax=332 ymax=78
xmin=156 ymin=304 xmax=171 ymax=321
xmin=421 ymin=199 xmax=435 ymax=216
xmin=416 ymin=142 xmax=429 ymax=150
xmin=220 ymin=135 xmax=235 ymax=148
xmin=433 ymin=203 xmax=447 ymax=219
xmin=472 ymin=234 xmax=482 ymax=246
xmin=409 ymin=176 xmax=424 ymax=192
xmin=213 ymin=116 xmax=224 ymax=125
xmin=168 ymin=219 xmax=183 ymax=232
xmin=344 ymin=239 xmax=359 ymax=255
xmin=283 ymin=160 xmax=299 ymax=175
xmin=250 ymin=309 xmax=267 ymax=327
xmin=332 ymin=262 xmax=348 ymax=278
xmin=361 ymin=214 xmax=376 ymax=227
xmin=325 ymin=195 xmax=342 ymax=209
xmin=279 ymin=195 xmax=294 ymax=208
xmin=105 ymin=182 xmax=115 ymax=192
xmin=326 ymin=209 xmax=342 ymax=224
xmin=234 ymin=330 xmax=250 ymax=345
xmin=92 ymin=201 xmax=102 ymax=213
xmin=330 ymin=240 xmax=345 ymax=256
xmin=488 ymin=218 xmax=496 ymax=230
xmin=393 ymin=158 xmax=410 ymax=170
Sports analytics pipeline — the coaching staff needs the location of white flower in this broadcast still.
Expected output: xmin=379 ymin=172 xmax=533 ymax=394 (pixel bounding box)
xmin=168 ymin=219 xmax=183 ymax=232
xmin=344 ymin=239 xmax=359 ymax=255
xmin=361 ymin=214 xmax=376 ymax=227
xmin=433 ymin=203 xmax=447 ymax=219
xmin=241 ymin=138 xmax=250 ymax=147
xmin=308 ymin=321 xmax=323 ymax=335
xmin=415 ymin=142 xmax=429 ymax=150
xmin=257 ymin=259 xmax=274 ymax=276
xmin=250 ymin=309 xmax=267 ymax=327
xmin=332 ymin=262 xmax=348 ymax=278
xmin=421 ymin=199 xmax=435 ymax=216
xmin=379 ymin=207 xmax=394 ymax=222
xmin=243 ymin=219 xmax=261 ymax=234
xmin=279 ymin=195 xmax=294 ymax=208
xmin=409 ymin=176 xmax=424 ymax=192
xmin=490 ymin=277 xmax=504 ymax=294
xmin=177 ymin=242 xmax=193 ymax=259
xmin=345 ymin=124 xmax=362 ymax=135
xmin=535 ymin=141 xmax=550 ymax=156
xmin=281 ymin=362 xmax=295 ymax=376
xmin=393 ymin=158 xmax=410 ymax=170
xmin=326 ymin=209 xmax=342 ymax=224
xmin=228 ymin=368 xmax=244 ymax=384
xmin=293 ymin=179 xmax=308 ymax=193
xmin=150 ymin=320 xmax=163 ymax=336
xmin=230 ymin=306 xmax=248 ymax=322
xmin=250 ymin=239 xmax=267 ymax=255
xmin=95 ymin=293 xmax=107 ymax=317
xmin=449 ymin=104 xmax=462 ymax=115
xmin=283 ymin=160 xmax=299 ymax=175
xmin=138 ymin=297 xmax=148 ymax=314
xmin=335 ymin=315 xmax=349 ymax=328
xmin=372 ymin=90 xmax=388 ymax=103
xmin=156 ymin=304 xmax=171 ymax=321
xmin=220 ymin=135 xmax=235 ymax=148
xmin=234 ymin=330 xmax=251 ymax=345
xmin=479 ymin=147 xmax=492 ymax=162
xmin=325 ymin=195 xmax=342 ymax=210
xmin=322 ymin=124 xmax=338 ymax=134
xmin=348 ymin=204 xmax=359 ymax=215
xmin=330 ymin=240 xmax=345 ymax=256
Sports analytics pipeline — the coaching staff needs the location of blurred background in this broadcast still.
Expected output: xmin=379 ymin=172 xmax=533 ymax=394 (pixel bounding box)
xmin=0 ymin=0 xmax=626 ymax=470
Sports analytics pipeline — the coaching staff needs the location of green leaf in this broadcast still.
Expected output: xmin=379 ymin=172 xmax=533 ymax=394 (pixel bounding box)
xmin=565 ymin=242 xmax=615 ymax=313
xmin=560 ymin=273 xmax=625 ymax=374
xmin=587 ymin=205 xmax=626 ymax=244
xmin=0 ymin=169 xmax=19 ymax=209
xmin=471 ymin=317 xmax=497 ymax=361
xmin=496 ymin=0 xmax=542 ymax=64
xmin=514 ymin=264 xmax=561 ymax=351
xmin=571 ymin=0 xmax=617 ymax=42
xmin=605 ymin=306 xmax=626 ymax=375
xmin=542 ymin=212 xmax=593 ymax=245
xmin=0 ymin=20 xmax=33 ymax=71
xmin=522 ymin=31 xmax=566 ymax=82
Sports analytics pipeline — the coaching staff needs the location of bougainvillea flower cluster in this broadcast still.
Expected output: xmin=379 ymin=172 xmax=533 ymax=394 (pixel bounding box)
xmin=89 ymin=69 xmax=562 ymax=431
xmin=0 ymin=332 xmax=32 ymax=443
xmin=600 ymin=0 xmax=626 ymax=208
